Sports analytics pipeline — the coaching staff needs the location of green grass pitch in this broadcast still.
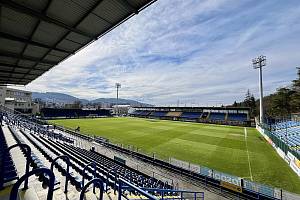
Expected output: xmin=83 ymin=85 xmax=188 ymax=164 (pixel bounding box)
xmin=50 ymin=117 xmax=300 ymax=193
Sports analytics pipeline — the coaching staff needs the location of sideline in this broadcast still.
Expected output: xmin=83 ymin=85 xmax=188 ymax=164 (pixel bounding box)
xmin=244 ymin=127 xmax=253 ymax=181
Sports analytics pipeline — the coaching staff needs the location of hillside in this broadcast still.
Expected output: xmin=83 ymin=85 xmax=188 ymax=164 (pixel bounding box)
xmin=32 ymin=92 xmax=151 ymax=106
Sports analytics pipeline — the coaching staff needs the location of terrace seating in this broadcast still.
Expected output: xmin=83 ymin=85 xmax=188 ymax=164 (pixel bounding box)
xmin=166 ymin=112 xmax=182 ymax=117
xmin=139 ymin=110 xmax=152 ymax=116
xmin=0 ymin=126 xmax=18 ymax=188
xmin=271 ymin=120 xmax=300 ymax=130
xmin=271 ymin=121 xmax=300 ymax=149
xmin=7 ymin=125 xmax=61 ymax=189
xmin=41 ymin=108 xmax=111 ymax=118
xmin=180 ymin=112 xmax=202 ymax=119
xmin=227 ymin=113 xmax=248 ymax=122
xmin=209 ymin=113 xmax=226 ymax=121
xmin=131 ymin=109 xmax=250 ymax=126
xmin=151 ymin=111 xmax=168 ymax=117
xmin=200 ymin=112 xmax=208 ymax=119
xmin=131 ymin=110 xmax=142 ymax=116
xmin=7 ymin=114 xmax=174 ymax=192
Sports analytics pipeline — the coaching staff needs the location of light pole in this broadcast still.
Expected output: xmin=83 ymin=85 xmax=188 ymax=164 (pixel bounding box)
xmin=115 ymin=83 xmax=121 ymax=116
xmin=252 ymin=55 xmax=266 ymax=124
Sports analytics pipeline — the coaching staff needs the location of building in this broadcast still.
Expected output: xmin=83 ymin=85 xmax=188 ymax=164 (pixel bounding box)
xmin=0 ymin=86 xmax=33 ymax=113
xmin=113 ymin=105 xmax=131 ymax=115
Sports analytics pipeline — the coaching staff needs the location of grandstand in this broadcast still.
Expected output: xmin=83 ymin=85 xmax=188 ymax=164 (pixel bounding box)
xmin=268 ymin=120 xmax=300 ymax=155
xmin=131 ymin=106 xmax=251 ymax=126
xmin=40 ymin=108 xmax=111 ymax=119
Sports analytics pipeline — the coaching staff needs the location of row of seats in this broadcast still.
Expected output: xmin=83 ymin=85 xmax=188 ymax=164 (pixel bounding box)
xmin=5 ymin=112 xmax=176 ymax=197
xmin=6 ymin=115 xmax=75 ymax=145
xmin=270 ymin=120 xmax=300 ymax=130
xmin=209 ymin=113 xmax=225 ymax=120
xmin=5 ymin=125 xmax=60 ymax=189
xmin=0 ymin=126 xmax=18 ymax=188
xmin=41 ymin=108 xmax=111 ymax=118
xmin=131 ymin=110 xmax=248 ymax=122
xmin=271 ymin=121 xmax=300 ymax=154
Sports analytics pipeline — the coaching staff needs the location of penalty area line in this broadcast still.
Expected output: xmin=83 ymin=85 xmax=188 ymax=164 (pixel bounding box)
xmin=244 ymin=127 xmax=253 ymax=181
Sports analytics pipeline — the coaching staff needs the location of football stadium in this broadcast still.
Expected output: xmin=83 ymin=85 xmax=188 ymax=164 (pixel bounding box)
xmin=0 ymin=1 xmax=300 ymax=200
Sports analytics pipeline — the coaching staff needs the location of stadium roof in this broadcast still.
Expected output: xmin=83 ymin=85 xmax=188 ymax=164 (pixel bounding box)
xmin=0 ymin=0 xmax=156 ymax=85
xmin=133 ymin=106 xmax=251 ymax=111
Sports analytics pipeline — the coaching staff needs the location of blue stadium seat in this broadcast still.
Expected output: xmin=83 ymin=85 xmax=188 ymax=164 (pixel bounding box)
xmin=209 ymin=113 xmax=226 ymax=121
xmin=227 ymin=113 xmax=247 ymax=122
xmin=180 ymin=112 xmax=202 ymax=119
xmin=0 ymin=126 xmax=18 ymax=188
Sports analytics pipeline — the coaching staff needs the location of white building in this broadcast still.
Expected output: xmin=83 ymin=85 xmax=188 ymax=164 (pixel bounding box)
xmin=0 ymin=86 xmax=33 ymax=113
xmin=112 ymin=105 xmax=131 ymax=115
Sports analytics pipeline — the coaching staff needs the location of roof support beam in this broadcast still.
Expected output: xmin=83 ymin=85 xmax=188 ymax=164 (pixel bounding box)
xmin=13 ymin=0 xmax=53 ymax=80
xmin=0 ymin=62 xmax=35 ymax=70
xmin=0 ymin=0 xmax=96 ymax=39
xmin=0 ymin=82 xmax=26 ymax=85
xmin=116 ymin=0 xmax=139 ymax=14
xmin=0 ymin=51 xmax=57 ymax=65
xmin=0 ymin=31 xmax=71 ymax=54
xmin=0 ymin=69 xmax=40 ymax=76
xmin=0 ymin=75 xmax=32 ymax=81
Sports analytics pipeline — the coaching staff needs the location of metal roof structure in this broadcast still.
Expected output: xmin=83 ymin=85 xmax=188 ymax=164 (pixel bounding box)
xmin=0 ymin=0 xmax=156 ymax=85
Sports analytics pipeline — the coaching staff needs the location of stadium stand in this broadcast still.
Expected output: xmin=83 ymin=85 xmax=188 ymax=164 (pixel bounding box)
xmin=1 ymin=109 xmax=207 ymax=200
xmin=139 ymin=110 xmax=152 ymax=117
xmin=131 ymin=107 xmax=250 ymax=126
xmin=208 ymin=112 xmax=226 ymax=121
xmin=41 ymin=108 xmax=111 ymax=119
xmin=0 ymin=127 xmax=18 ymax=189
xmin=200 ymin=112 xmax=209 ymax=119
xmin=165 ymin=112 xmax=182 ymax=117
xmin=271 ymin=122 xmax=300 ymax=155
xmin=227 ymin=113 xmax=248 ymax=122
xmin=180 ymin=112 xmax=202 ymax=119
xmin=150 ymin=111 xmax=168 ymax=118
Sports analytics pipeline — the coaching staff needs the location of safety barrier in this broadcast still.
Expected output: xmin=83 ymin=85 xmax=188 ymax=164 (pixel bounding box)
xmin=0 ymin=143 xmax=31 ymax=189
xmin=50 ymin=155 xmax=70 ymax=193
xmin=118 ymin=178 xmax=158 ymax=200
xmin=9 ymin=168 xmax=55 ymax=200
xmin=82 ymin=162 xmax=97 ymax=193
xmin=98 ymin=140 xmax=286 ymax=199
xmin=79 ymin=178 xmax=104 ymax=200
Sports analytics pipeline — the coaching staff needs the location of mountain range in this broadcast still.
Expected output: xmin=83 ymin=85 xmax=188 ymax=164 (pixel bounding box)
xmin=32 ymin=92 xmax=152 ymax=106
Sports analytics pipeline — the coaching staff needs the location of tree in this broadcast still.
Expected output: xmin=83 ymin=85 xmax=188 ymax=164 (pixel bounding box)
xmin=233 ymin=101 xmax=238 ymax=107
xmin=290 ymin=68 xmax=300 ymax=112
xmin=244 ymin=89 xmax=252 ymax=107
xmin=272 ymin=87 xmax=294 ymax=117
xmin=249 ymin=94 xmax=257 ymax=117
xmin=242 ymin=90 xmax=257 ymax=117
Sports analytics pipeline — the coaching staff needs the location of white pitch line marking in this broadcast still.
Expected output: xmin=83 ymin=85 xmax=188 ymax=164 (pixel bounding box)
xmin=244 ymin=127 xmax=253 ymax=181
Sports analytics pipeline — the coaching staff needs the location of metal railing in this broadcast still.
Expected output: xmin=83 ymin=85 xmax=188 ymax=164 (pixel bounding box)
xmin=9 ymin=168 xmax=55 ymax=200
xmin=118 ymin=178 xmax=158 ymax=200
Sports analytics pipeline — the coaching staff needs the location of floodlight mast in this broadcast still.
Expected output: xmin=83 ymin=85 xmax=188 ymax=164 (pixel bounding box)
xmin=252 ymin=55 xmax=266 ymax=124
xmin=115 ymin=83 xmax=121 ymax=116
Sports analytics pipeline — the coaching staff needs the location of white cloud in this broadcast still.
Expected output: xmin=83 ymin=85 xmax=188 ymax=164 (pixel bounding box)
xmin=22 ymin=0 xmax=300 ymax=105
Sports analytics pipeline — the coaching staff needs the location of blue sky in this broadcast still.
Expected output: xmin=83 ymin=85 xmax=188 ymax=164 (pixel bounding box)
xmin=21 ymin=0 xmax=300 ymax=106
